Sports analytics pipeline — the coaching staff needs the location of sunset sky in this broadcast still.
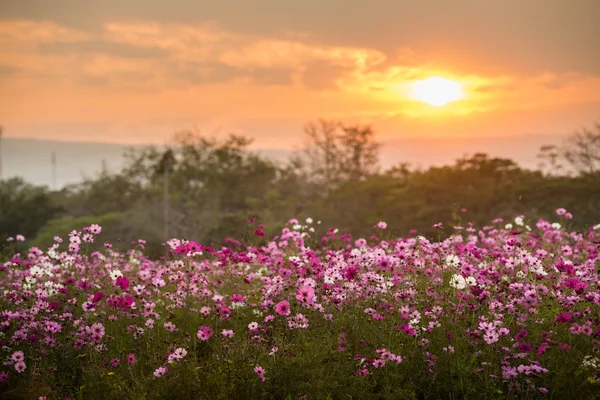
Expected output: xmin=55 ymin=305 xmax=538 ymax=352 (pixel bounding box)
xmin=1 ymin=0 xmax=599 ymax=148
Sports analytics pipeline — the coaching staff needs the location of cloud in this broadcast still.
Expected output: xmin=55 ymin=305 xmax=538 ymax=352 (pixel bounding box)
xmin=1 ymin=18 xmax=599 ymax=126
xmin=0 ymin=64 xmax=20 ymax=76
xmin=0 ymin=19 xmax=385 ymax=92
xmin=37 ymin=39 xmax=171 ymax=59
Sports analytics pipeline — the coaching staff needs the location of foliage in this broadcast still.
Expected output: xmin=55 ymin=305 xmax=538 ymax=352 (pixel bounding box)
xmin=0 ymin=177 xmax=61 ymax=246
xmin=2 ymin=120 xmax=600 ymax=263
xmin=31 ymin=212 xmax=127 ymax=253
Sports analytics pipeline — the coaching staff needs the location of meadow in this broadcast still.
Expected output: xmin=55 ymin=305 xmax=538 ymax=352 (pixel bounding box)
xmin=1 ymin=209 xmax=599 ymax=399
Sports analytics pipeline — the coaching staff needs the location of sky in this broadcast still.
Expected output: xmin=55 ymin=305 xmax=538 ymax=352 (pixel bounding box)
xmin=1 ymin=0 xmax=599 ymax=148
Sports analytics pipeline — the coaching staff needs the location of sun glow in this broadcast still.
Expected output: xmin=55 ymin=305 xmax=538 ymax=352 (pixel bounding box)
xmin=411 ymin=76 xmax=464 ymax=106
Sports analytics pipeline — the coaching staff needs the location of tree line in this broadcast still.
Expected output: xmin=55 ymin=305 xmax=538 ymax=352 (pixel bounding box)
xmin=2 ymin=120 xmax=599 ymax=256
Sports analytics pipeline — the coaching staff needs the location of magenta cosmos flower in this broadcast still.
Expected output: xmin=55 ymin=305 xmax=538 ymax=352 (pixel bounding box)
xmin=197 ymin=326 xmax=213 ymax=341
xmin=275 ymin=300 xmax=291 ymax=315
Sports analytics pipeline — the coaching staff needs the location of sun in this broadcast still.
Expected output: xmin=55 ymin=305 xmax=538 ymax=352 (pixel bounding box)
xmin=411 ymin=76 xmax=464 ymax=106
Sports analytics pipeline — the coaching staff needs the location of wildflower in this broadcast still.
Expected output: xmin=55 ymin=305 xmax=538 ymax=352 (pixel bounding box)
xmin=483 ymin=330 xmax=499 ymax=344
xmin=559 ymin=343 xmax=571 ymax=352
xmin=109 ymin=269 xmax=123 ymax=280
xmin=200 ymin=306 xmax=211 ymax=316
xmin=14 ymin=361 xmax=26 ymax=373
xmin=344 ymin=266 xmax=359 ymax=280
xmin=126 ymin=353 xmax=136 ymax=365
xmin=449 ymin=274 xmax=466 ymax=289
xmin=163 ymin=322 xmax=178 ymax=333
xmin=168 ymin=348 xmax=188 ymax=363
xmin=296 ymin=285 xmax=315 ymax=303
xmin=287 ymin=313 xmax=309 ymax=329
xmin=264 ymin=315 xmax=275 ymax=323
xmin=115 ymin=276 xmax=130 ymax=291
xmin=174 ymin=348 xmax=187 ymax=359
xmin=502 ymin=366 xmax=518 ymax=379
xmin=153 ymin=366 xmax=168 ymax=377
xmin=375 ymin=221 xmax=387 ymax=229
xmin=221 ymin=329 xmax=234 ymax=338
xmin=275 ymin=300 xmax=291 ymax=316
xmin=551 ymin=222 xmax=561 ymax=230
xmin=445 ymin=254 xmax=460 ymax=268
xmin=88 ymin=224 xmax=102 ymax=234
xmin=515 ymin=216 xmax=524 ymax=226
xmin=556 ymin=208 xmax=567 ymax=215
xmin=197 ymin=326 xmax=213 ymax=341
xmin=11 ymin=351 xmax=24 ymax=362
xmin=556 ymin=312 xmax=572 ymax=324
xmin=254 ymin=365 xmax=266 ymax=382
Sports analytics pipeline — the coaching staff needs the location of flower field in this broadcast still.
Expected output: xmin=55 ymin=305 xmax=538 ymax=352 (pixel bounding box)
xmin=1 ymin=211 xmax=600 ymax=399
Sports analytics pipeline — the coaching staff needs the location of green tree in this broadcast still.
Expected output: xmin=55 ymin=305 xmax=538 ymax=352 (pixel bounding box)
xmin=0 ymin=177 xmax=62 ymax=243
xmin=122 ymin=131 xmax=278 ymax=243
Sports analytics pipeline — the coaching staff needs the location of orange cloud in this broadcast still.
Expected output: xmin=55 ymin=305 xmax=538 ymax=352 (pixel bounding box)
xmin=1 ymin=18 xmax=599 ymax=144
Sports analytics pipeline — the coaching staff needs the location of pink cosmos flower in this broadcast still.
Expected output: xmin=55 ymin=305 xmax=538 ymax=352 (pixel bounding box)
xmin=163 ymin=322 xmax=178 ymax=332
xmin=14 ymin=361 xmax=26 ymax=373
xmin=197 ymin=326 xmax=213 ymax=341
xmin=221 ymin=329 xmax=234 ymax=338
xmin=11 ymin=351 xmax=24 ymax=362
xmin=275 ymin=300 xmax=291 ymax=316
xmin=126 ymin=353 xmax=136 ymax=365
xmin=296 ymin=285 xmax=315 ymax=303
xmin=556 ymin=312 xmax=572 ymax=324
xmin=91 ymin=292 xmax=105 ymax=303
xmin=88 ymin=224 xmax=102 ymax=234
xmin=254 ymin=365 xmax=266 ymax=382
xmin=343 ymin=266 xmax=358 ymax=281
xmin=153 ymin=366 xmax=168 ymax=377
xmin=374 ymin=221 xmax=387 ymax=229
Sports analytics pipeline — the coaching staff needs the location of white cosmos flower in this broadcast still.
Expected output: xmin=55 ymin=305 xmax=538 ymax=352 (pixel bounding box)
xmin=449 ymin=274 xmax=466 ymax=289
xmin=445 ymin=255 xmax=460 ymax=268
xmin=465 ymin=276 xmax=477 ymax=286
xmin=109 ymin=269 xmax=123 ymax=280
xmin=514 ymin=217 xmax=524 ymax=226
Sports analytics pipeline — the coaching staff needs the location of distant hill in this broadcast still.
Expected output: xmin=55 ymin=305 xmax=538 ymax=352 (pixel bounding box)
xmin=1 ymin=134 xmax=565 ymax=189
